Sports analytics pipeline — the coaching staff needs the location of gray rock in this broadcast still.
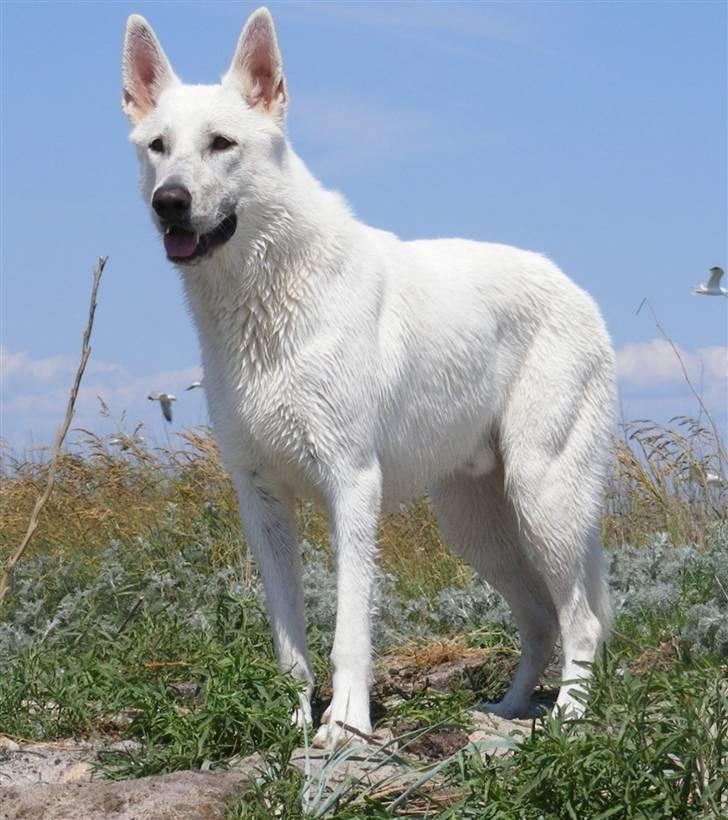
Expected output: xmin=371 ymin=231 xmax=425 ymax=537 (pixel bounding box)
xmin=0 ymin=760 xmax=260 ymax=820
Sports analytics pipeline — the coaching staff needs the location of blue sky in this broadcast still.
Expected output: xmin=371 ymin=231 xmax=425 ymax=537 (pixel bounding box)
xmin=1 ymin=0 xmax=726 ymax=452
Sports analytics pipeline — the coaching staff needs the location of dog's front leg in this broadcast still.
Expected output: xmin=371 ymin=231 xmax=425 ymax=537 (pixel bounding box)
xmin=313 ymin=463 xmax=382 ymax=749
xmin=233 ymin=470 xmax=314 ymax=725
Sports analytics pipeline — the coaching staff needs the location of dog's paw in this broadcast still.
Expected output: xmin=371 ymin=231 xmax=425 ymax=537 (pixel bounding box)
xmin=292 ymin=707 xmax=312 ymax=729
xmin=292 ymin=694 xmax=313 ymax=729
xmin=553 ymin=690 xmax=587 ymax=720
xmin=311 ymin=719 xmax=372 ymax=750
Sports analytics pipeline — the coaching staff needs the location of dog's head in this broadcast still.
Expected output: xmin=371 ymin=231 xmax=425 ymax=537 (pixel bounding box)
xmin=122 ymin=7 xmax=288 ymax=264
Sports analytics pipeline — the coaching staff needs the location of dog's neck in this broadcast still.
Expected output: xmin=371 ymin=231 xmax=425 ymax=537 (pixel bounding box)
xmin=180 ymin=147 xmax=354 ymax=374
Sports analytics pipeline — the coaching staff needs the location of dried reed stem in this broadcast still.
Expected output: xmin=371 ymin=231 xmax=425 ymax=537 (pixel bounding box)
xmin=0 ymin=256 xmax=107 ymax=602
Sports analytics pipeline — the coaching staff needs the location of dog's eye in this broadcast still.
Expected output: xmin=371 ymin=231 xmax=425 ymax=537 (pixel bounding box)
xmin=149 ymin=138 xmax=165 ymax=154
xmin=211 ymin=136 xmax=235 ymax=152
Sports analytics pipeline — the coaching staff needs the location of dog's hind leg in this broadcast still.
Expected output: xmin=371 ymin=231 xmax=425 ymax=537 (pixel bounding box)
xmin=545 ymin=528 xmax=611 ymax=716
xmin=499 ymin=359 xmax=614 ymax=717
xmin=233 ymin=470 xmax=315 ymax=726
xmin=431 ymin=464 xmax=559 ymax=718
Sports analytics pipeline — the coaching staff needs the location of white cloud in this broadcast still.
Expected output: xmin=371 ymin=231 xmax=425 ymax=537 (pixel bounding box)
xmin=0 ymin=345 xmax=132 ymax=386
xmin=617 ymin=339 xmax=727 ymax=389
xmin=73 ymin=365 xmax=203 ymax=420
xmin=1 ymin=346 xmax=203 ymax=448
xmin=616 ymin=339 xmax=727 ymax=428
xmin=0 ymin=345 xmax=74 ymax=383
xmin=3 ymin=339 xmax=725 ymax=449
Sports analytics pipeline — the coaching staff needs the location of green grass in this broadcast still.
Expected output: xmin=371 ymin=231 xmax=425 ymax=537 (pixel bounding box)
xmin=224 ymin=653 xmax=726 ymax=819
xmin=0 ymin=589 xmax=301 ymax=779
xmin=437 ymin=657 xmax=726 ymax=819
xmin=0 ymin=528 xmax=725 ymax=817
xmin=0 ymin=419 xmax=726 ymax=817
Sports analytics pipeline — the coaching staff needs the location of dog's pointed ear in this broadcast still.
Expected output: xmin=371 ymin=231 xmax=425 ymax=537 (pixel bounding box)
xmin=224 ymin=7 xmax=287 ymax=121
xmin=122 ymin=15 xmax=179 ymax=125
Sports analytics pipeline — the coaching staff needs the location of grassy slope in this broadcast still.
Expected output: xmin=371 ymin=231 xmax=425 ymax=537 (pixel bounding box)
xmin=0 ymin=421 xmax=726 ymax=817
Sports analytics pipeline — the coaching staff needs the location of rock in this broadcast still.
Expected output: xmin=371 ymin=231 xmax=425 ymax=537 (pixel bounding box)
xmin=0 ymin=759 xmax=261 ymax=820
xmin=468 ymin=710 xmax=533 ymax=756
xmin=0 ymin=739 xmax=99 ymax=787
xmin=58 ymin=761 xmax=94 ymax=784
xmin=290 ymin=738 xmax=424 ymax=802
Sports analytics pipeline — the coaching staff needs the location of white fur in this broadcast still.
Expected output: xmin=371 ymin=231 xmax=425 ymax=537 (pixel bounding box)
xmin=123 ymin=8 xmax=616 ymax=748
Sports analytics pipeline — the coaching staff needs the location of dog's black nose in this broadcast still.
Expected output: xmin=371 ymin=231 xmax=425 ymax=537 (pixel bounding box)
xmin=152 ymin=185 xmax=192 ymax=221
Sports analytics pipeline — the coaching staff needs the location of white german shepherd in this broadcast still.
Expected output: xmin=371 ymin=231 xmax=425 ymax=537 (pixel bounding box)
xmin=122 ymin=7 xmax=615 ymax=748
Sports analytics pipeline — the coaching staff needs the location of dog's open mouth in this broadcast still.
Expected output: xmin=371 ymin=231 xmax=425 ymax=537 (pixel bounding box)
xmin=163 ymin=213 xmax=238 ymax=263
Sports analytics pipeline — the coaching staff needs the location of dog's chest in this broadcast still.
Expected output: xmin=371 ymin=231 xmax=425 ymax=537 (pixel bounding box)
xmin=193 ymin=294 xmax=319 ymax=473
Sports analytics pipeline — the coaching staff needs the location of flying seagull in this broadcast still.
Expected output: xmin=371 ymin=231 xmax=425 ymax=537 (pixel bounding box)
xmin=147 ymin=392 xmax=177 ymax=422
xmin=186 ymin=381 xmax=203 ymax=390
xmin=109 ymin=433 xmax=145 ymax=451
xmin=693 ymin=266 xmax=727 ymax=296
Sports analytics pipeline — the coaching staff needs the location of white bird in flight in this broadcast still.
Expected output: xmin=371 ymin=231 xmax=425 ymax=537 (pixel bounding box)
xmin=109 ymin=433 xmax=145 ymax=451
xmin=693 ymin=266 xmax=727 ymax=296
xmin=186 ymin=381 xmax=203 ymax=391
xmin=148 ymin=392 xmax=177 ymax=422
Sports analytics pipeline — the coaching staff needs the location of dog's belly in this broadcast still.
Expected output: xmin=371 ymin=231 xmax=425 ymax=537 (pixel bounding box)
xmin=374 ymin=356 xmax=501 ymax=505
xmin=377 ymin=406 xmax=497 ymax=505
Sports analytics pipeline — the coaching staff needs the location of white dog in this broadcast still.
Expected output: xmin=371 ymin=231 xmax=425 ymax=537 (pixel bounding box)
xmin=122 ymin=7 xmax=615 ymax=748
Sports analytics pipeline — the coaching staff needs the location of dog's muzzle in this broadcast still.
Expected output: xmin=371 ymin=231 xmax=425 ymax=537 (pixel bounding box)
xmin=152 ymin=184 xmax=238 ymax=263
xmin=162 ymin=214 xmax=238 ymax=263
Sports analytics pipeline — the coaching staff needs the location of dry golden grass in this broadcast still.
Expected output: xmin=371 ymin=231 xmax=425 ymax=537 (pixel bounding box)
xmin=381 ymin=634 xmax=504 ymax=669
xmin=1 ymin=416 xmax=725 ymax=586
xmin=0 ymin=429 xmax=468 ymax=593
xmin=628 ymin=639 xmax=679 ymax=676
xmin=603 ymin=416 xmax=726 ymax=547
xmin=0 ymin=429 xmax=237 ymax=566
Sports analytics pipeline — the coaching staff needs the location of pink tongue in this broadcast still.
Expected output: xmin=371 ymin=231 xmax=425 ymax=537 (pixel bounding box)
xmin=164 ymin=230 xmax=199 ymax=259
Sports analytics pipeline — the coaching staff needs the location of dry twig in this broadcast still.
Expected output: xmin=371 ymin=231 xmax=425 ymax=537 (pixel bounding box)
xmin=142 ymin=661 xmax=194 ymax=670
xmin=0 ymin=256 xmax=107 ymax=602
